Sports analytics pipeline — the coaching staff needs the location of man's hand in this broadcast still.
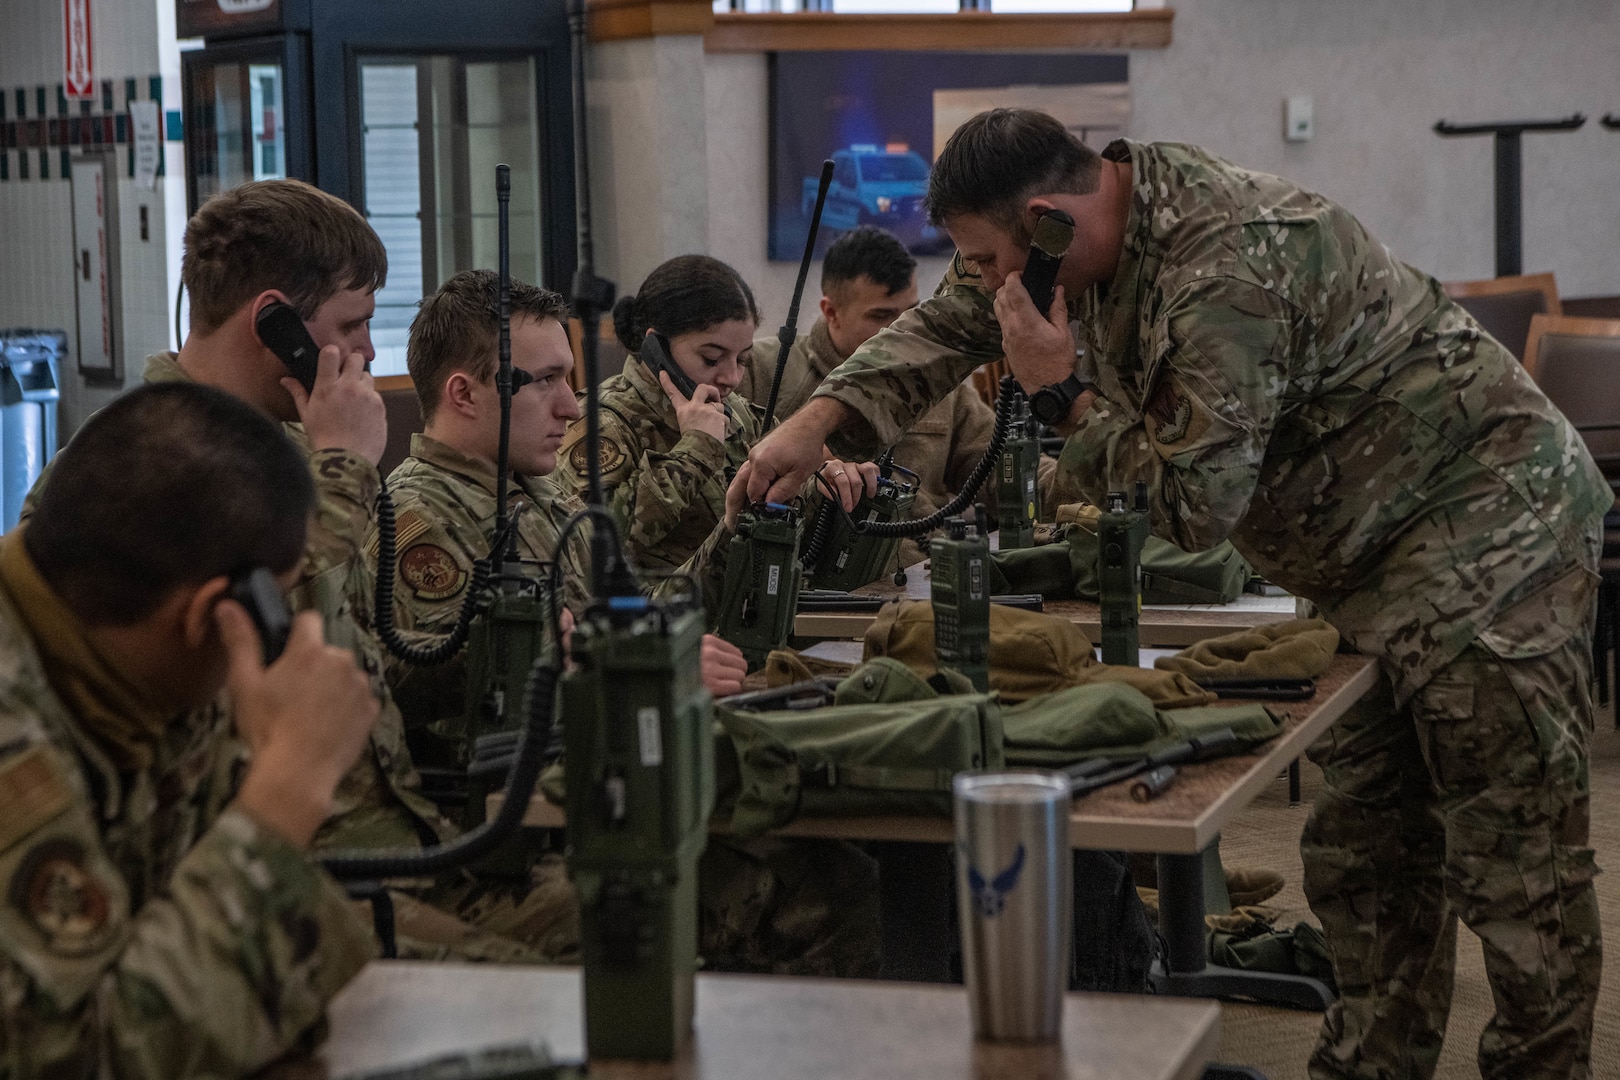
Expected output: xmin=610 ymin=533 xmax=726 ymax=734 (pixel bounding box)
xmin=725 ymin=462 xmax=753 ymax=532
xmin=285 ymin=345 xmax=388 ymax=466
xmin=220 ymin=603 xmax=379 ymax=848
xmin=994 ymin=271 xmax=1077 ymax=394
xmin=660 ymin=372 xmax=728 ymax=442
xmin=816 ymin=457 xmax=880 ymax=512
xmin=700 ymin=634 xmax=748 ymax=698
xmin=745 ymin=397 xmax=851 ymax=505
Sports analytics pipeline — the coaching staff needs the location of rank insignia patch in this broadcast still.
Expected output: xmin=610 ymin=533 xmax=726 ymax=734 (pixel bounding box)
xmin=569 ymin=436 xmax=625 ymax=477
xmin=399 ymin=543 xmax=468 ymax=601
xmin=12 ymin=840 xmax=117 ymax=956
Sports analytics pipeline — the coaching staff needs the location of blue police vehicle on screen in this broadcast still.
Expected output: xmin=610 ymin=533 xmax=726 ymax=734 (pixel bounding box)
xmin=804 ymin=145 xmax=946 ymax=251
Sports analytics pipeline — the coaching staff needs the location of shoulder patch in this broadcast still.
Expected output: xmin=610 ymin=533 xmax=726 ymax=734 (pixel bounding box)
xmin=951 ymin=251 xmax=982 ymax=283
xmin=398 ymin=543 xmax=469 ymax=602
xmin=0 ymin=747 xmax=72 ymax=854
xmin=1143 ymin=377 xmax=1213 ymax=451
xmin=569 ymin=436 xmax=626 ymax=478
xmin=11 ymin=839 xmax=118 ymax=956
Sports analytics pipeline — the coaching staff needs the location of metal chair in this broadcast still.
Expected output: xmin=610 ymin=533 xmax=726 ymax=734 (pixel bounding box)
xmin=1444 ymin=271 xmax=1561 ymax=361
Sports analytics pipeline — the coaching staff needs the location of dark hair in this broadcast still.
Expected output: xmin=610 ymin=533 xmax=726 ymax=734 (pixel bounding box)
xmin=183 ymin=178 xmax=388 ymax=334
xmin=612 ymin=255 xmax=760 ymax=353
xmin=926 ymin=109 xmax=1103 ymax=237
xmin=821 ymin=226 xmax=916 ymax=298
xmin=408 ymin=270 xmax=572 ymax=422
xmin=27 ymin=383 xmax=314 ymax=625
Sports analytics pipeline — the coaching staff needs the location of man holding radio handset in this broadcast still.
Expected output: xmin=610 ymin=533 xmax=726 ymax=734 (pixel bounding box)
xmin=742 ymin=108 xmax=1609 ymax=1080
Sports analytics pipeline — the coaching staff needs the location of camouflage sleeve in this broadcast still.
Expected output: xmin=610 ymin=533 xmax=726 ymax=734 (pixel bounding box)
xmin=601 ymin=419 xmax=731 ymax=563
xmin=301 ymin=449 xmax=382 ymax=607
xmin=943 ymin=382 xmax=1001 ymax=515
xmin=656 ymin=518 xmax=733 ymax=630
xmin=0 ymin=763 xmax=372 ymax=1079
xmin=812 ymin=263 xmax=1006 ymax=459
xmin=1057 ymin=277 xmax=1297 ymax=552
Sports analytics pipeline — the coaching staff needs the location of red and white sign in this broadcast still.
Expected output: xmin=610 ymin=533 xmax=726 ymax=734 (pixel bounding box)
xmin=64 ymin=0 xmax=93 ymax=101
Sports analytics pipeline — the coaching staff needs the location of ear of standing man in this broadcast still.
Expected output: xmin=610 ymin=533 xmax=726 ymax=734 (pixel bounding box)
xmin=744 ymin=109 xmax=1608 ymax=1080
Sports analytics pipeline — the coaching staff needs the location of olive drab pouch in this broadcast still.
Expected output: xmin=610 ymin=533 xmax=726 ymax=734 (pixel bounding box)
xmin=1155 ymin=618 xmax=1340 ymax=682
xmin=713 ymin=684 xmax=1004 ymax=838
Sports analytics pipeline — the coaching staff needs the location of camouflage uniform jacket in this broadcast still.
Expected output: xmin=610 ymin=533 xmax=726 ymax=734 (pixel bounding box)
xmin=368 ymin=434 xmax=591 ymax=762
xmin=22 ymin=353 xmax=451 ymax=851
xmin=813 ymin=140 xmax=1610 ymax=703
xmin=741 ymin=318 xmax=1074 ymax=566
xmin=556 ymin=352 xmax=762 ymax=577
xmin=0 ymin=586 xmax=373 ymax=1078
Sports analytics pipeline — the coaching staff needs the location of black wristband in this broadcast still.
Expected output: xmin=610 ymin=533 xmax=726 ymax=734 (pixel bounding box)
xmin=1029 ymin=373 xmax=1090 ymax=425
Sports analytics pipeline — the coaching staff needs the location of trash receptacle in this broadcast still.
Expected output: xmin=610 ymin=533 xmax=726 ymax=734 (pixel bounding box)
xmin=0 ymin=331 xmax=62 ymax=532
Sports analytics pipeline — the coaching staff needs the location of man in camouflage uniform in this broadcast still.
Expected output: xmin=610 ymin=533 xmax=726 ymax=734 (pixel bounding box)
xmin=739 ymin=225 xmax=1078 ymax=568
xmin=743 ymin=109 xmax=1607 ymax=1079
xmin=376 ymin=270 xmax=880 ymax=977
xmin=0 ymin=384 xmax=380 ymax=1078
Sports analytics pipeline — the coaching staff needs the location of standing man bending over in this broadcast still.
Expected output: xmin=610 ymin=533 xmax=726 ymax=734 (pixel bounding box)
xmin=742 ymin=109 xmax=1608 ymax=1080
xmin=739 ymin=225 xmax=1074 ymax=566
xmin=0 ymin=384 xmax=379 ymax=1078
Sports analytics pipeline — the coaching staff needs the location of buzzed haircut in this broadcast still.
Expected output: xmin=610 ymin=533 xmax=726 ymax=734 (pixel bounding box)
xmin=183 ymin=178 xmax=388 ymax=334
xmin=407 ymin=270 xmax=571 ymax=423
xmin=821 ymin=226 xmax=916 ymax=300
xmin=926 ymin=108 xmax=1103 ymax=240
xmin=27 ymin=384 xmax=314 ymax=626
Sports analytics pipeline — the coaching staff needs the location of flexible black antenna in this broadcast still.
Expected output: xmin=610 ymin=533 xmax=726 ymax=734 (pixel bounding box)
xmin=763 ymin=159 xmax=834 ymax=432
xmin=493 ymin=163 xmax=520 ymax=565
xmin=568 ymin=0 xmax=623 ymax=596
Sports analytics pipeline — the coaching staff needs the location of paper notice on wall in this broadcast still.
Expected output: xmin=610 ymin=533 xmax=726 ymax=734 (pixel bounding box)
xmin=131 ymin=101 xmax=161 ymax=190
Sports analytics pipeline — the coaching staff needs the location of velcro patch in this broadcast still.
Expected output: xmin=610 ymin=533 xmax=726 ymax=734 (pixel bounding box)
xmin=0 ymin=747 xmax=72 ymax=855
xmin=399 ymin=543 xmax=469 ymax=602
xmin=569 ymin=436 xmax=625 ymax=477
xmin=11 ymin=839 xmax=118 ymax=956
xmin=1144 ymin=378 xmax=1212 ymax=452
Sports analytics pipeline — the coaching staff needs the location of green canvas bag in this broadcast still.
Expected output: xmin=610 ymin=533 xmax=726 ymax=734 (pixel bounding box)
xmin=714 ymin=676 xmax=1004 ymax=838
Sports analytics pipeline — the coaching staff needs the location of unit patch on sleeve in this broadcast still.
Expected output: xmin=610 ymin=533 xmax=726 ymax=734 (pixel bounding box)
xmin=398 ymin=544 xmax=468 ymax=601
xmin=10 ymin=839 xmax=118 ymax=956
xmin=569 ymin=436 xmax=625 ymax=477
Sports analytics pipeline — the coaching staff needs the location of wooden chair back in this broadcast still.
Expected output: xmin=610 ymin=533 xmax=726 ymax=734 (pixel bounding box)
xmin=1443 ymin=272 xmax=1561 ymax=361
xmin=375 ymin=374 xmax=423 ymax=479
xmin=568 ymin=315 xmax=621 ymax=391
xmin=1523 ymin=313 xmax=1620 ymax=475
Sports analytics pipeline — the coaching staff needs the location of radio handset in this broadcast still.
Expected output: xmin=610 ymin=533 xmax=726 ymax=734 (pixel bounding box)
xmin=227 ymin=566 xmax=293 ymax=665
xmin=255 ymin=300 xmax=322 ymax=394
xmin=641 ymin=331 xmax=730 ymax=419
xmin=1020 ymin=208 xmax=1075 ymax=317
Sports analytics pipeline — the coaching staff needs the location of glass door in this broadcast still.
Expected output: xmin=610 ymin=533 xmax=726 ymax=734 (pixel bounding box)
xmin=182 ymin=35 xmax=311 ymax=215
xmin=358 ymin=55 xmax=543 ymax=376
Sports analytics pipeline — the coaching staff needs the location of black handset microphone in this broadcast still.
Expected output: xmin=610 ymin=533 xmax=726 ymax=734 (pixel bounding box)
xmin=1021 ymin=208 xmax=1076 ymax=317
xmin=228 ymin=566 xmax=293 ymax=665
xmin=255 ymin=301 xmax=322 ymax=393
xmin=641 ymin=331 xmax=730 ymax=419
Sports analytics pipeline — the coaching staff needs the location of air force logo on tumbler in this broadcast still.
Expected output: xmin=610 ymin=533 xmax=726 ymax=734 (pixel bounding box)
xmin=965 ymin=842 xmax=1026 ymax=917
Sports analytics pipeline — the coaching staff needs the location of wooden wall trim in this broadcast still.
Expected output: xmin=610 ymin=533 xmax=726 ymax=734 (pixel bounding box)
xmin=588 ymin=0 xmax=716 ymax=43
xmin=705 ymin=9 xmax=1173 ymax=53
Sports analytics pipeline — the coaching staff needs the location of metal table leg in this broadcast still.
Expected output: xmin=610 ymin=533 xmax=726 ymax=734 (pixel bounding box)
xmin=1149 ymin=850 xmax=1332 ymax=1010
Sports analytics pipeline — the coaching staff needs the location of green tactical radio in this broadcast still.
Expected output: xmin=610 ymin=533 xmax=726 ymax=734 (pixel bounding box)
xmin=995 ymin=387 xmax=1042 ymax=549
xmin=930 ymin=510 xmax=991 ymax=692
xmin=1098 ymin=483 xmax=1151 ymax=667
xmin=716 ymin=502 xmax=805 ymax=670
xmin=562 ymin=594 xmax=714 ymax=1060
xmin=803 ymin=458 xmax=920 ymax=592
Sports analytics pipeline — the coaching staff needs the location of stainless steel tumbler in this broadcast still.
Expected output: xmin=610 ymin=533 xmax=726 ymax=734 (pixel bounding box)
xmin=954 ymin=770 xmax=1072 ymax=1042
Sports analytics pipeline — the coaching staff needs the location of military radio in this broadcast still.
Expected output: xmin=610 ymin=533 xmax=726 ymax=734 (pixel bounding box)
xmin=716 ymin=502 xmax=806 ymax=670
xmin=1098 ymin=482 xmax=1151 ymax=666
xmin=995 ymin=386 xmax=1041 ymax=549
xmin=930 ymin=508 xmax=991 ymax=693
xmin=802 ymin=454 xmax=919 ymax=591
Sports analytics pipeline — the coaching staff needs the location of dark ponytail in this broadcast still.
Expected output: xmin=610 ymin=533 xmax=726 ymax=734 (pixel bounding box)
xmin=612 ymin=254 xmax=760 ymax=353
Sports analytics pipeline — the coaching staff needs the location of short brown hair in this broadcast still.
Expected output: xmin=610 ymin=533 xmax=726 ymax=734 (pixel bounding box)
xmin=927 ymin=109 xmax=1103 ymax=239
xmin=182 ymin=179 xmax=388 ymax=333
xmin=408 ymin=270 xmax=571 ymax=422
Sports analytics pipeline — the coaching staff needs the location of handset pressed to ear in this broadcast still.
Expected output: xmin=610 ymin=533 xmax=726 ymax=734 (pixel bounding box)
xmin=255 ymin=301 xmax=321 ymax=394
xmin=1021 ymin=209 xmax=1076 ymax=317
xmin=229 ymin=566 xmax=293 ymax=665
xmin=640 ymin=332 xmax=697 ymax=399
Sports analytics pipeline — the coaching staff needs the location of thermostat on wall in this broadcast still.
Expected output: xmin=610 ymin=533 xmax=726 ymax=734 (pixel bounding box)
xmin=1285 ymin=96 xmax=1314 ymax=142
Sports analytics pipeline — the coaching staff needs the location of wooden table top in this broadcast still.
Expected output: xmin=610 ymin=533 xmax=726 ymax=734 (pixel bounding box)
xmin=794 ymin=567 xmax=1298 ymax=645
xmin=505 ymin=655 xmax=1378 ymax=856
xmin=314 ymin=962 xmax=1220 ymax=1080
